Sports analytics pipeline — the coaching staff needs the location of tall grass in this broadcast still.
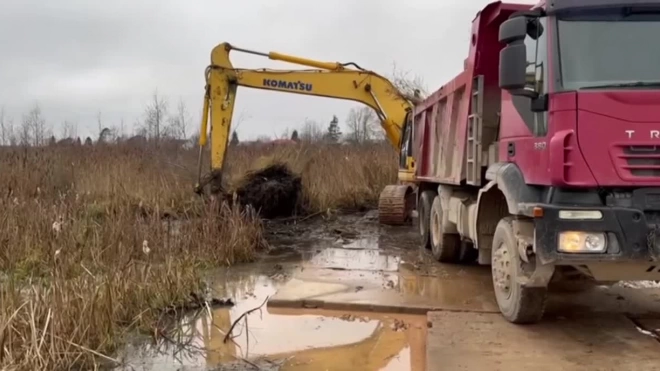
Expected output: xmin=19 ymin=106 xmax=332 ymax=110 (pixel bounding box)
xmin=0 ymin=140 xmax=395 ymax=369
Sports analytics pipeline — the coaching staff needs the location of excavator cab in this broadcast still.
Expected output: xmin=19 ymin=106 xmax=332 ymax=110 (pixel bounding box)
xmin=398 ymin=112 xmax=415 ymax=177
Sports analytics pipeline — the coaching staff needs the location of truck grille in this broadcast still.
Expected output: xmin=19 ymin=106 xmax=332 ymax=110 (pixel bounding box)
xmin=620 ymin=145 xmax=660 ymax=177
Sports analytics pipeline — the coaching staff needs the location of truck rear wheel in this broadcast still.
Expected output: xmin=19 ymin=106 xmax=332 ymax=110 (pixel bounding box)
xmin=418 ymin=190 xmax=436 ymax=250
xmin=430 ymin=195 xmax=461 ymax=262
xmin=491 ymin=217 xmax=547 ymax=324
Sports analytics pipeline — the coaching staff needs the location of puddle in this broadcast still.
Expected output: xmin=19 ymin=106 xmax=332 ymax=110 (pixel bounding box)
xmin=303 ymin=248 xmax=401 ymax=272
xmin=120 ymin=212 xmax=660 ymax=370
xmin=342 ymin=236 xmax=381 ymax=250
xmin=117 ymin=217 xmax=490 ymax=370
xmin=119 ymin=273 xmax=426 ymax=370
xmin=395 ymin=266 xmax=495 ymax=308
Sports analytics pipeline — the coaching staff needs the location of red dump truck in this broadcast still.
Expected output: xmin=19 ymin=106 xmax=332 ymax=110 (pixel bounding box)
xmin=412 ymin=0 xmax=660 ymax=324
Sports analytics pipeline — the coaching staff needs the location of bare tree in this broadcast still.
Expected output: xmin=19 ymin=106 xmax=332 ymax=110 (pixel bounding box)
xmin=230 ymin=131 xmax=239 ymax=145
xmin=167 ymin=98 xmax=190 ymax=140
xmin=96 ymin=111 xmax=103 ymax=138
xmin=31 ymin=104 xmax=47 ymax=146
xmin=345 ymin=106 xmax=382 ymax=143
xmin=98 ymin=127 xmax=116 ymax=143
xmin=232 ymin=110 xmax=251 ymax=133
xmin=119 ymin=118 xmax=126 ymax=140
xmin=279 ymin=127 xmax=290 ymax=140
xmin=133 ymin=118 xmax=144 ymax=136
xmin=61 ymin=120 xmax=77 ymax=139
xmin=94 ymin=111 xmax=118 ymax=144
xmin=0 ymin=107 xmax=4 ymax=145
xmin=142 ymin=90 xmax=169 ymax=146
xmin=298 ymin=118 xmax=324 ymax=142
xmin=189 ymin=130 xmax=200 ymax=149
xmin=20 ymin=103 xmax=48 ymax=146
xmin=0 ymin=107 xmax=14 ymax=146
xmin=19 ymin=114 xmax=31 ymax=146
xmin=0 ymin=107 xmax=5 ymax=145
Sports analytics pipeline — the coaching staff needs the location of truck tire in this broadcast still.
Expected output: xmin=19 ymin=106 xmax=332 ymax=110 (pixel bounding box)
xmin=418 ymin=190 xmax=436 ymax=250
xmin=430 ymin=195 xmax=461 ymax=262
xmin=491 ymin=216 xmax=547 ymax=324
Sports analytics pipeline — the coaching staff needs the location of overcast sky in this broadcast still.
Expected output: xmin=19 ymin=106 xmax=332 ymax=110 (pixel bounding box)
xmin=0 ymin=0 xmax=536 ymax=141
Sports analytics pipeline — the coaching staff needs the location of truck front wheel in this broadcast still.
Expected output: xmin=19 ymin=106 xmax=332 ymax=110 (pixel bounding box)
xmin=491 ymin=217 xmax=547 ymax=324
xmin=418 ymin=190 xmax=436 ymax=250
xmin=430 ymin=195 xmax=461 ymax=262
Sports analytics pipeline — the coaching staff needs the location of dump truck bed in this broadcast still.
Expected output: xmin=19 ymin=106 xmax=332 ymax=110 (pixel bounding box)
xmin=412 ymin=1 xmax=532 ymax=186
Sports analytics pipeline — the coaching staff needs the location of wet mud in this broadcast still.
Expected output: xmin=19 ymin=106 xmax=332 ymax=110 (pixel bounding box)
xmin=118 ymin=211 xmax=660 ymax=371
xmin=235 ymin=163 xmax=302 ymax=219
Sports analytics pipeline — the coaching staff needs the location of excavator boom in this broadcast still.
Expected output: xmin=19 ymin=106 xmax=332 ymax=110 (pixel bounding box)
xmin=195 ymin=42 xmax=417 ymax=225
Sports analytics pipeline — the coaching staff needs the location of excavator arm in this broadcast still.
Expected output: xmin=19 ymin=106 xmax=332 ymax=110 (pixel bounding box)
xmin=195 ymin=42 xmax=414 ymax=194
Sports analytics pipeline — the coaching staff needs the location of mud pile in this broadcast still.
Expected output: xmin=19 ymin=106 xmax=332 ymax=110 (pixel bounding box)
xmin=235 ymin=163 xmax=302 ymax=219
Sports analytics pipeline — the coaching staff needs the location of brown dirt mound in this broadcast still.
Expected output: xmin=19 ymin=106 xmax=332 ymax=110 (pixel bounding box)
xmin=235 ymin=163 xmax=302 ymax=219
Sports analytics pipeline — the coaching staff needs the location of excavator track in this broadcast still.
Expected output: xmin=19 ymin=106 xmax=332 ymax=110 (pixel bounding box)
xmin=378 ymin=184 xmax=415 ymax=225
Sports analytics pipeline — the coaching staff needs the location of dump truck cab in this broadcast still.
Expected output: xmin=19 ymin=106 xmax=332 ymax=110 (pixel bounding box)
xmin=413 ymin=0 xmax=660 ymax=324
xmin=499 ymin=1 xmax=660 ymax=275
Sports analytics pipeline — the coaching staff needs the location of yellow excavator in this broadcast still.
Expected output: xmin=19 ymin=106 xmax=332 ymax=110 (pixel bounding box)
xmin=194 ymin=42 xmax=418 ymax=225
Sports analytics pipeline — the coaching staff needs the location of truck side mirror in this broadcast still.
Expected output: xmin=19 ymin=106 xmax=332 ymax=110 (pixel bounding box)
xmin=499 ymin=16 xmax=527 ymax=43
xmin=499 ymin=43 xmax=529 ymax=91
xmin=499 ymin=16 xmax=539 ymax=98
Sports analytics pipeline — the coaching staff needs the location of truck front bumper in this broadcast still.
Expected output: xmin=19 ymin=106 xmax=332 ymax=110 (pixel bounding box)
xmin=534 ymin=205 xmax=660 ymax=265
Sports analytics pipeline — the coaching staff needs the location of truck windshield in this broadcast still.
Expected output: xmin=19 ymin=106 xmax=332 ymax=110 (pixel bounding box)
xmin=557 ymin=8 xmax=660 ymax=90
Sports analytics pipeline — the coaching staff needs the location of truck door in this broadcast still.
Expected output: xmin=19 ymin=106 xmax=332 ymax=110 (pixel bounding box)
xmin=502 ymin=17 xmax=550 ymax=185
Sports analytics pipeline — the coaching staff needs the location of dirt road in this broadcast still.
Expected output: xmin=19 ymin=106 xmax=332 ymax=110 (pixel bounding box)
xmin=119 ymin=212 xmax=660 ymax=371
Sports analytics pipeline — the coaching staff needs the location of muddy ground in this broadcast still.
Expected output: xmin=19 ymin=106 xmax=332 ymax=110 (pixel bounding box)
xmin=117 ymin=211 xmax=660 ymax=371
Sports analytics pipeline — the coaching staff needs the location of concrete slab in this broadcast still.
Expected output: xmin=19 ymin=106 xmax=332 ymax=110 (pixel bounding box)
xmin=268 ymin=267 xmax=499 ymax=314
xmin=268 ymin=265 xmax=660 ymax=319
xmin=426 ymin=311 xmax=660 ymax=371
xmin=545 ymin=284 xmax=660 ymax=319
xmin=269 ymin=278 xmax=350 ymax=301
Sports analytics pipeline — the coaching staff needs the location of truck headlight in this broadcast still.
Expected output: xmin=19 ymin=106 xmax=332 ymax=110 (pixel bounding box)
xmin=558 ymin=210 xmax=603 ymax=220
xmin=558 ymin=231 xmax=607 ymax=253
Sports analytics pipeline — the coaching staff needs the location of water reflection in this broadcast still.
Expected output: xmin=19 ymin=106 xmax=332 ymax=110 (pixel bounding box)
xmin=117 ymin=216 xmax=450 ymax=370
xmin=303 ymin=247 xmax=401 ymax=272
xmin=198 ymin=283 xmax=426 ymax=370
xmin=395 ymin=264 xmax=497 ymax=312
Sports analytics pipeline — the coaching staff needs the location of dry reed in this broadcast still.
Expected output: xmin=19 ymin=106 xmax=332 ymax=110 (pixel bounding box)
xmin=0 ymin=140 xmax=395 ymax=369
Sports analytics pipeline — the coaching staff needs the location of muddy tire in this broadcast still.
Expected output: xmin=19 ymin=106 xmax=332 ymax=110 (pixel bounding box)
xmin=430 ymin=195 xmax=461 ymax=263
xmin=491 ymin=216 xmax=547 ymax=324
xmin=418 ymin=190 xmax=436 ymax=250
